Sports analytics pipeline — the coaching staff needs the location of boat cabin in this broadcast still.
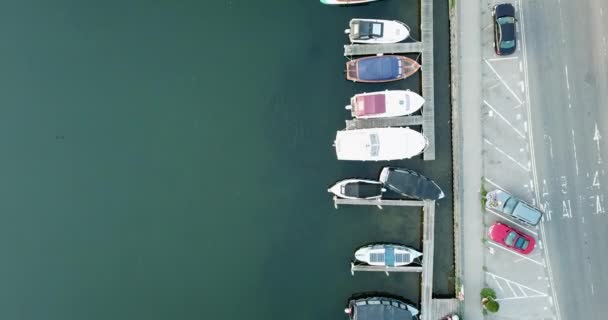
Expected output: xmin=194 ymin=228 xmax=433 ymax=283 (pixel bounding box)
xmin=351 ymin=21 xmax=384 ymax=40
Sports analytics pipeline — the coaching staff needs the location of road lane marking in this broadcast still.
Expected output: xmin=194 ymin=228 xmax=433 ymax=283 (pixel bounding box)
xmin=593 ymin=171 xmax=601 ymax=188
xmin=594 ymin=123 xmax=602 ymax=164
xmin=486 ymin=208 xmax=539 ymax=236
xmin=518 ymin=0 xmax=562 ymax=317
xmin=572 ymin=129 xmax=579 ymax=176
xmin=484 ymin=59 xmax=523 ymax=104
xmin=484 ymin=138 xmax=531 ymax=172
xmin=483 ymin=100 xmax=526 ymax=139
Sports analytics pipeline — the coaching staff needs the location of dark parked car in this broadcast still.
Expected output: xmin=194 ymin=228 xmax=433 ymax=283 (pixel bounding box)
xmin=493 ymin=3 xmax=517 ymax=55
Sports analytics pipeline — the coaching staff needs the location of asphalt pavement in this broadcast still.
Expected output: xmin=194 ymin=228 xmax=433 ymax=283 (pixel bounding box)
xmin=523 ymin=0 xmax=608 ymax=319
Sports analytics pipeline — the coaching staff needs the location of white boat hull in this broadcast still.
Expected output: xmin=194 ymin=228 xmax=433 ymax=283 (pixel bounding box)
xmin=334 ymin=127 xmax=428 ymax=161
xmin=346 ymin=90 xmax=424 ymax=119
xmin=328 ymin=179 xmax=384 ymax=200
xmin=354 ymin=244 xmax=422 ymax=267
xmin=346 ymin=19 xmax=410 ymax=44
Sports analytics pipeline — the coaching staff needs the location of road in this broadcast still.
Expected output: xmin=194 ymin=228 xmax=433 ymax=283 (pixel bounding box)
xmin=522 ymin=0 xmax=608 ymax=318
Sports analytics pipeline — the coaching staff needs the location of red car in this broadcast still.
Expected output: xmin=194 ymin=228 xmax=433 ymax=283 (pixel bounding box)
xmin=487 ymin=222 xmax=535 ymax=254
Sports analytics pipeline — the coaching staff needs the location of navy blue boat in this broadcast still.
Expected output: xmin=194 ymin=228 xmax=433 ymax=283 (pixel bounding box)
xmin=346 ymin=55 xmax=420 ymax=83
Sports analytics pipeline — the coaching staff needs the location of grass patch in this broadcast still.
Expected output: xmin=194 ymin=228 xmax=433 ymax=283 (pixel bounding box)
xmin=449 ymin=0 xmax=455 ymax=10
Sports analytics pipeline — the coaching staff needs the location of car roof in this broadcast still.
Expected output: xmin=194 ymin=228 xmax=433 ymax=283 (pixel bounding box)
xmin=513 ymin=202 xmax=542 ymax=224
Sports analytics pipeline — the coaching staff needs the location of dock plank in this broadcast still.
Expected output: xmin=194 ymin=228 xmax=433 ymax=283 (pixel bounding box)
xmin=343 ymin=42 xmax=423 ymax=56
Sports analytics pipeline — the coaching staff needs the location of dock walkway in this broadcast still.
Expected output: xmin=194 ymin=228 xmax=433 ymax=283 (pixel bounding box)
xmin=332 ymin=198 xmax=436 ymax=320
xmin=343 ymin=0 xmax=436 ymax=161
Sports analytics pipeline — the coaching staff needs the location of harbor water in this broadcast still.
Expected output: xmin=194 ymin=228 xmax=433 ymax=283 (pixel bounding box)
xmin=0 ymin=0 xmax=452 ymax=319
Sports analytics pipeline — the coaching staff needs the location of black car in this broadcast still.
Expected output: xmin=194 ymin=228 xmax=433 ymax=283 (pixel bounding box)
xmin=492 ymin=3 xmax=516 ymax=55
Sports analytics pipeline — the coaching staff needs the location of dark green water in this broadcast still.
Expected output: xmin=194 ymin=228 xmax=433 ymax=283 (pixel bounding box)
xmin=0 ymin=0 xmax=452 ymax=319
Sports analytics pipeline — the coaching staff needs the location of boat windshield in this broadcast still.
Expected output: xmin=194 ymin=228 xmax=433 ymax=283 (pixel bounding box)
xmin=500 ymin=40 xmax=515 ymax=49
xmin=370 ymin=23 xmax=383 ymax=37
xmin=504 ymin=231 xmax=517 ymax=246
xmin=515 ymin=238 xmax=529 ymax=250
xmin=497 ymin=16 xmax=515 ymax=25
xmin=370 ymin=133 xmax=380 ymax=157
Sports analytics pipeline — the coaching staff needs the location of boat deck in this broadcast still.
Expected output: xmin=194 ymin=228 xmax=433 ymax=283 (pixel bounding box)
xmin=343 ymin=0 xmax=436 ymax=161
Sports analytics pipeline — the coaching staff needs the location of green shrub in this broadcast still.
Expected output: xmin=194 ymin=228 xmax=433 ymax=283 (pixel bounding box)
xmin=480 ymin=287 xmax=496 ymax=299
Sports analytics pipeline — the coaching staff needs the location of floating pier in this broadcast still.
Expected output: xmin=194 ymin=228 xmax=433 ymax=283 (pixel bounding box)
xmin=343 ymin=0 xmax=436 ymax=161
xmin=345 ymin=115 xmax=423 ymax=130
xmin=350 ymin=262 xmax=423 ymax=276
xmin=332 ymin=198 xmax=436 ymax=320
xmin=343 ymin=42 xmax=423 ymax=56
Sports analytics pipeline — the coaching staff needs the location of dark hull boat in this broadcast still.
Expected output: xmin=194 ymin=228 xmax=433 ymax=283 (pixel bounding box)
xmin=346 ymin=55 xmax=420 ymax=83
xmin=344 ymin=296 xmax=419 ymax=320
xmin=379 ymin=167 xmax=445 ymax=200
xmin=328 ymin=179 xmax=385 ymax=199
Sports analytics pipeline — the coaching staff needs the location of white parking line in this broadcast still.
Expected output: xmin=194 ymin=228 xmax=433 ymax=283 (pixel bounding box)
xmin=487 ymin=271 xmax=548 ymax=299
xmin=483 ymin=100 xmax=526 ymax=139
xmin=484 ymin=59 xmax=523 ymax=104
xmin=492 ymin=274 xmax=505 ymax=292
xmin=506 ymin=280 xmax=518 ymax=296
xmin=484 ymin=177 xmax=507 ymax=192
xmin=487 ymin=56 xmax=519 ymax=61
xmin=487 ymin=241 xmax=545 ymax=266
xmin=484 ymin=138 xmax=531 ymax=172
xmin=486 ymin=208 xmax=539 ymax=236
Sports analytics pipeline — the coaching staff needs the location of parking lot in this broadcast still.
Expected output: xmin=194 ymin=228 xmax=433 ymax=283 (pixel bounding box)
xmin=479 ymin=0 xmax=557 ymax=318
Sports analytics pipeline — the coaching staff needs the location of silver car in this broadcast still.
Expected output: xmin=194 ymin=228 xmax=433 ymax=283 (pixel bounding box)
xmin=486 ymin=190 xmax=542 ymax=226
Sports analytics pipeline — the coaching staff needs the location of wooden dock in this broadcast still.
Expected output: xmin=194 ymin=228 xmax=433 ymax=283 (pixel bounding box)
xmin=420 ymin=201 xmax=436 ymax=320
xmin=350 ymin=263 xmax=423 ymax=275
xmin=345 ymin=115 xmax=423 ymax=130
xmin=343 ymin=42 xmax=423 ymax=56
xmin=332 ymin=197 xmax=425 ymax=209
xmin=342 ymin=0 xmax=436 ymax=161
xmin=420 ymin=0 xmax=435 ymax=161
xmin=331 ymin=198 xmax=437 ymax=319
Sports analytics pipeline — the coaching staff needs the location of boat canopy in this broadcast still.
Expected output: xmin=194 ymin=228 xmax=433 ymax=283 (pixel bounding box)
xmin=354 ymin=94 xmax=387 ymax=116
xmin=351 ymin=21 xmax=384 ymax=40
xmin=357 ymin=56 xmax=401 ymax=81
xmin=343 ymin=183 xmax=383 ymax=199
xmin=350 ymin=297 xmax=416 ymax=320
xmin=368 ymin=246 xmax=411 ymax=266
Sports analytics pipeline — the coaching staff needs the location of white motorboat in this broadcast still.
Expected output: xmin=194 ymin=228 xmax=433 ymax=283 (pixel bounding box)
xmin=345 ymin=19 xmax=410 ymax=44
xmin=328 ymin=179 xmax=385 ymax=200
xmin=334 ymin=127 xmax=428 ymax=161
xmin=354 ymin=244 xmax=422 ymax=267
xmin=345 ymin=90 xmax=424 ymax=119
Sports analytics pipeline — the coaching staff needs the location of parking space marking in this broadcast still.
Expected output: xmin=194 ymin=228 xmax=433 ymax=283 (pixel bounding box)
xmin=487 ymin=241 xmax=545 ymax=266
xmin=487 ymin=56 xmax=519 ymax=61
xmin=484 ymin=59 xmax=523 ymax=104
xmin=486 ymin=208 xmax=539 ymax=236
xmin=506 ymin=280 xmax=518 ymax=296
xmin=483 ymin=100 xmax=526 ymax=139
xmin=484 ymin=177 xmax=507 ymax=192
xmin=491 ymin=274 xmax=505 ymax=292
xmin=486 ymin=271 xmax=549 ymax=301
xmin=484 ymin=138 xmax=531 ymax=172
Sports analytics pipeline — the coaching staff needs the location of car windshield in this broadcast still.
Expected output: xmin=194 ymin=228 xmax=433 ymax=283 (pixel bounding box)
xmin=503 ymin=197 xmax=519 ymax=214
xmin=515 ymin=238 xmax=529 ymax=250
xmin=497 ymin=16 xmax=515 ymax=25
xmin=501 ymin=40 xmax=515 ymax=49
xmin=504 ymin=231 xmax=517 ymax=246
